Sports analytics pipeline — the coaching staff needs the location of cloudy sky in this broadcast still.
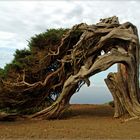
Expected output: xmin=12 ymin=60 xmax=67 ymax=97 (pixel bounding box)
xmin=0 ymin=0 xmax=139 ymax=104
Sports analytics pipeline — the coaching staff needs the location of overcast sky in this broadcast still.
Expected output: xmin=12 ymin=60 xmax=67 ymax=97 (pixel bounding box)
xmin=0 ymin=0 xmax=139 ymax=103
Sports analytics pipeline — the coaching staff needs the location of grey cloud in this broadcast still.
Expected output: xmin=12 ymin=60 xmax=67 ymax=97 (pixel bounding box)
xmin=0 ymin=48 xmax=15 ymax=68
xmin=66 ymin=5 xmax=84 ymax=19
xmin=0 ymin=2 xmax=55 ymax=41
xmin=0 ymin=1 xmax=140 ymax=63
xmin=81 ymin=1 xmax=140 ymax=33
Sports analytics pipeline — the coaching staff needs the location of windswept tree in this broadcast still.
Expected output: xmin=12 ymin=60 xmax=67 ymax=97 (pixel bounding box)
xmin=0 ymin=16 xmax=140 ymax=120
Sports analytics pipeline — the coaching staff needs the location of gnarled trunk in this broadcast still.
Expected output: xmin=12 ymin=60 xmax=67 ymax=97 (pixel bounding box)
xmin=0 ymin=16 xmax=140 ymax=120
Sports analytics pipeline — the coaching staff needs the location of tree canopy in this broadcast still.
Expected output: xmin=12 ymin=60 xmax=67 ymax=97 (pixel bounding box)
xmin=0 ymin=16 xmax=140 ymax=121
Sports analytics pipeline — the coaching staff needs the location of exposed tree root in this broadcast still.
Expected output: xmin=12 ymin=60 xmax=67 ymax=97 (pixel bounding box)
xmin=0 ymin=16 xmax=140 ymax=121
xmin=124 ymin=116 xmax=139 ymax=122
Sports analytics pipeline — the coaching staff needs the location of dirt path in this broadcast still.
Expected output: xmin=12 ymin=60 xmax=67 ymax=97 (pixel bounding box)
xmin=0 ymin=104 xmax=140 ymax=139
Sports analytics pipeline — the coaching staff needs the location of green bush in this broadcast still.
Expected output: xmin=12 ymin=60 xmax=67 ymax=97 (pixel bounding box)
xmin=108 ymin=101 xmax=114 ymax=108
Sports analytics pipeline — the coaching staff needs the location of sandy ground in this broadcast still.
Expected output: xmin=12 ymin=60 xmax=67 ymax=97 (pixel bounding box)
xmin=0 ymin=104 xmax=140 ymax=140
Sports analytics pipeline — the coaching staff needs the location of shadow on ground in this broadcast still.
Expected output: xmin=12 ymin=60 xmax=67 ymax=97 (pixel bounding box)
xmin=62 ymin=104 xmax=114 ymax=119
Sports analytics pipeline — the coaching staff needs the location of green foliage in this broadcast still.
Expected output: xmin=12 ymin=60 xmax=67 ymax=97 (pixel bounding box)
xmin=14 ymin=48 xmax=31 ymax=61
xmin=11 ymin=61 xmax=24 ymax=70
xmin=4 ymin=63 xmax=13 ymax=73
xmin=1 ymin=28 xmax=68 ymax=78
xmin=2 ymin=63 xmax=22 ymax=78
xmin=0 ymin=64 xmax=13 ymax=78
xmin=12 ymin=48 xmax=32 ymax=70
xmin=108 ymin=101 xmax=114 ymax=108
xmin=0 ymin=27 xmax=84 ymax=114
xmin=28 ymin=28 xmax=68 ymax=51
xmin=0 ymin=68 xmax=5 ymax=78
xmin=0 ymin=49 xmax=31 ymax=78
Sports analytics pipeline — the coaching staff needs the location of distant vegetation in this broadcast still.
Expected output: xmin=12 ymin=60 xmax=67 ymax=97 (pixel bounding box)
xmin=108 ymin=101 xmax=114 ymax=108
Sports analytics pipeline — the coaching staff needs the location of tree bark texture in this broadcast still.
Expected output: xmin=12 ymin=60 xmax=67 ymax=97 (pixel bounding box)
xmin=0 ymin=16 xmax=139 ymax=120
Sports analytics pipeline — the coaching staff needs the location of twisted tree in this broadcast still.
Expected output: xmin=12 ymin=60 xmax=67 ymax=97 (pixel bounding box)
xmin=0 ymin=16 xmax=140 ymax=120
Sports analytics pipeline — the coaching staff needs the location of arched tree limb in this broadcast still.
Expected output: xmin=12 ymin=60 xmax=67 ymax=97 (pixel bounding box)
xmin=0 ymin=16 xmax=140 ymax=121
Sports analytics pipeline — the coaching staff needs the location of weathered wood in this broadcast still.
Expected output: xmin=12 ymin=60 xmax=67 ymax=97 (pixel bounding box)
xmin=0 ymin=16 xmax=140 ymax=120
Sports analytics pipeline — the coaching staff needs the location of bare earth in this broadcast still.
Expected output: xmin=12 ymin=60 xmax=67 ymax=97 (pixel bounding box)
xmin=0 ymin=104 xmax=140 ymax=140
